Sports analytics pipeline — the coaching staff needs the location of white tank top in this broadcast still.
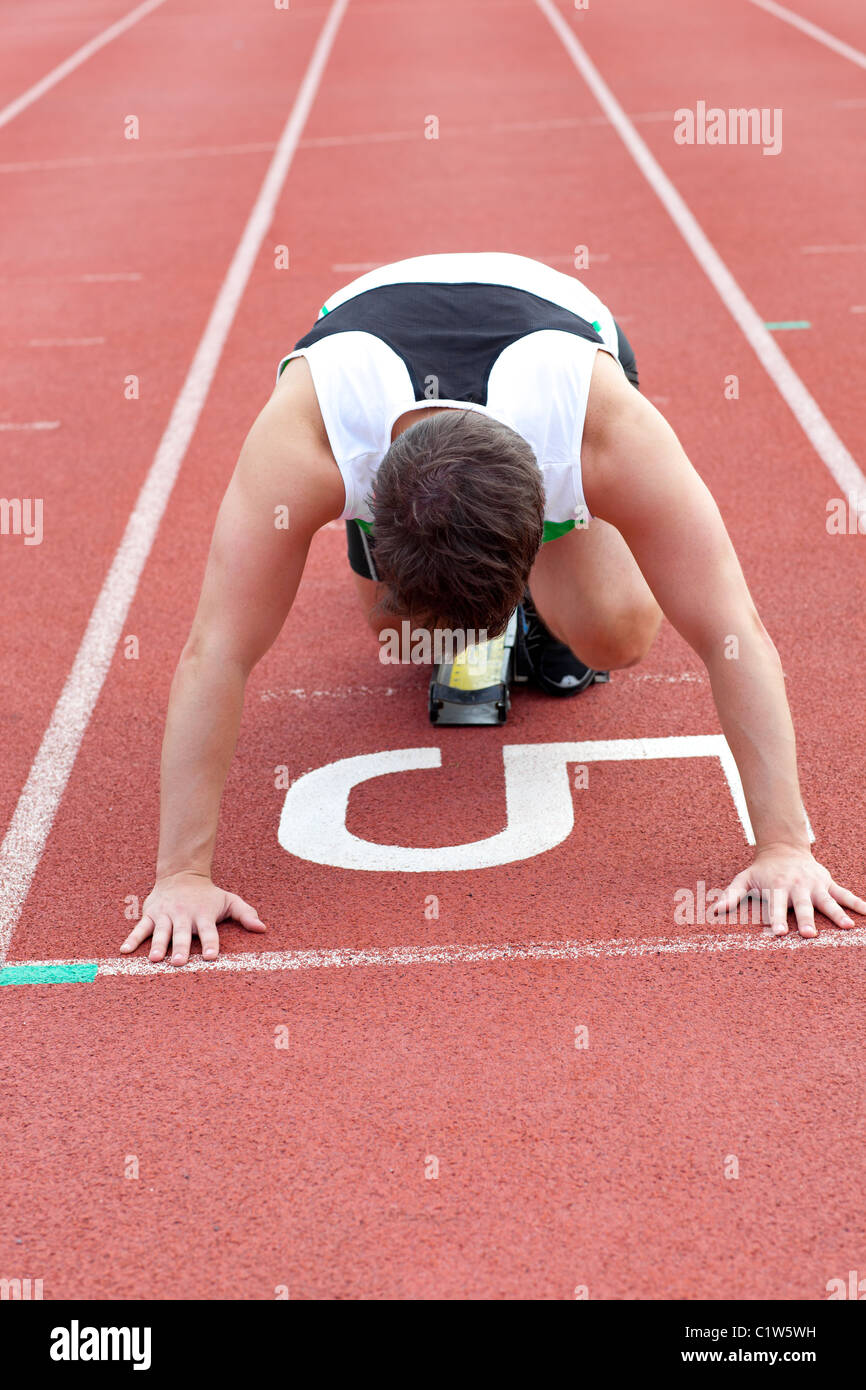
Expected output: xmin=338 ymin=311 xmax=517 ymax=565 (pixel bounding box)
xmin=278 ymin=252 xmax=624 ymax=534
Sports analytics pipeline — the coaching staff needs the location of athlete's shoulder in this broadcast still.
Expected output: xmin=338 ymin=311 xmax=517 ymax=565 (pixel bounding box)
xmin=270 ymin=354 xmax=329 ymax=447
xmin=231 ymin=356 xmax=345 ymax=527
xmin=583 ymin=347 xmax=643 ymax=436
xmin=581 ymin=348 xmax=690 ymax=525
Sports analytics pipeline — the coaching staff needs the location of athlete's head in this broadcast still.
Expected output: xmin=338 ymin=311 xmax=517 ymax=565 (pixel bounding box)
xmin=371 ymin=409 xmax=544 ymax=637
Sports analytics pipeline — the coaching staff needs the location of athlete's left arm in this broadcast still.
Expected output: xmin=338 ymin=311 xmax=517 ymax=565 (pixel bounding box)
xmin=582 ymin=349 xmax=865 ymax=937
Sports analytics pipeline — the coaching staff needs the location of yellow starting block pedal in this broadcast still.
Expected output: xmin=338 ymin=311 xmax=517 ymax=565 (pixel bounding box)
xmin=428 ymin=612 xmax=518 ymax=725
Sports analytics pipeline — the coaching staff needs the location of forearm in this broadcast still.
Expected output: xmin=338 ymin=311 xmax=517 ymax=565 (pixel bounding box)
xmin=704 ymin=631 xmax=810 ymax=852
xmin=155 ymin=649 xmax=248 ymax=878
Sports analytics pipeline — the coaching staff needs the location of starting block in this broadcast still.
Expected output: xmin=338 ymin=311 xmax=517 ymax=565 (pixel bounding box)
xmin=428 ymin=608 xmax=609 ymax=725
xmin=429 ymin=611 xmax=521 ymax=725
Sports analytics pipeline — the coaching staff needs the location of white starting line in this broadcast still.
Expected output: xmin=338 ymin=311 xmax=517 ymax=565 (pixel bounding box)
xmin=3 ymin=923 xmax=866 ymax=986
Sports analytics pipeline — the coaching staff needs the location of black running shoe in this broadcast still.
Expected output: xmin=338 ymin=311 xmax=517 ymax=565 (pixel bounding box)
xmin=517 ymin=592 xmax=600 ymax=696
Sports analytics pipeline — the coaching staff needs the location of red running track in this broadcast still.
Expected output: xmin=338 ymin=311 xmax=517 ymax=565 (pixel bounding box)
xmin=1 ymin=0 xmax=865 ymax=1298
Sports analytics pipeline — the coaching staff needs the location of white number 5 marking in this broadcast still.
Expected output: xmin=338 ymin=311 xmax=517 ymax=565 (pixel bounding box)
xmin=277 ymin=736 xmax=790 ymax=872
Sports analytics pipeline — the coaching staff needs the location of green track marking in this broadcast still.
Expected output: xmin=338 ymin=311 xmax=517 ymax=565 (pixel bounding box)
xmin=0 ymin=961 xmax=98 ymax=986
xmin=764 ymin=321 xmax=811 ymax=330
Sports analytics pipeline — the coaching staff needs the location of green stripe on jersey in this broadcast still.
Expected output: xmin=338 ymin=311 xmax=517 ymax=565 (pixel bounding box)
xmin=542 ymin=519 xmax=577 ymax=542
xmin=355 ymin=517 xmax=582 ymax=542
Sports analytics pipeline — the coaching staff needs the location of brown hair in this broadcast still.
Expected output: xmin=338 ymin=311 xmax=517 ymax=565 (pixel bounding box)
xmin=370 ymin=409 xmax=544 ymax=637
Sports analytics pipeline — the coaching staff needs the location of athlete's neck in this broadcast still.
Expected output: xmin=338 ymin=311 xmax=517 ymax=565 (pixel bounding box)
xmin=390 ymin=404 xmax=455 ymax=443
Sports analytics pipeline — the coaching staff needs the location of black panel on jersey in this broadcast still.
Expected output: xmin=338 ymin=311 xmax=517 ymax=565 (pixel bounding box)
xmin=292 ymin=281 xmax=605 ymax=405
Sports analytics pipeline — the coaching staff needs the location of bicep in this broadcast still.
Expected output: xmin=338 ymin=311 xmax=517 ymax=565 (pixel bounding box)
xmin=584 ymin=363 xmax=764 ymax=657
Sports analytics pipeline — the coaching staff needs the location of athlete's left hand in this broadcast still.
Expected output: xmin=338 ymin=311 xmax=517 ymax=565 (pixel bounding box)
xmin=708 ymin=847 xmax=866 ymax=938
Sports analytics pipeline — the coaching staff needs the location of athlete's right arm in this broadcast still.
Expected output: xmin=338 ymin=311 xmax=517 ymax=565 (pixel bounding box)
xmin=121 ymin=368 xmax=344 ymax=965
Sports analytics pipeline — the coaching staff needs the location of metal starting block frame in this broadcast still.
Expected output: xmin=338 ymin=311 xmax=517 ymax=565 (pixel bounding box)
xmin=429 ymin=611 xmax=520 ymax=725
xmin=428 ymin=609 xmax=609 ymax=725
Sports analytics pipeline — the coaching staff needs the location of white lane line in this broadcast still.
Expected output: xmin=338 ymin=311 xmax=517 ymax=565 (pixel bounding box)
xmin=9 ymin=923 xmax=866 ymax=981
xmin=0 ymin=0 xmax=350 ymax=968
xmin=0 ymin=273 xmax=141 ymax=284
xmin=332 ymin=261 xmax=388 ymax=272
xmin=0 ymin=0 xmax=169 ymax=132
xmin=851 ymin=306 xmax=866 ymax=314
xmin=0 ymin=143 xmax=277 ymax=176
xmin=307 ymin=112 xmax=674 ymax=147
xmin=627 ymin=671 xmax=704 ymax=683
xmin=331 ymin=253 xmax=610 ymax=275
xmin=0 ymin=113 xmax=675 ymax=175
xmin=75 ymin=272 xmax=141 ymax=283
xmin=746 ymin=0 xmax=866 ymax=71
xmin=0 ymin=420 xmax=60 ymax=431
xmin=535 ymin=0 xmax=866 ymax=530
xmin=259 ymin=684 xmax=397 ymax=701
xmin=28 ymin=337 xmax=106 ymax=347
xmin=801 ymin=244 xmax=866 ymax=254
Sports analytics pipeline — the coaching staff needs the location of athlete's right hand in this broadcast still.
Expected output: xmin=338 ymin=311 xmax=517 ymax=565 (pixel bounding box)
xmin=120 ymin=872 xmax=266 ymax=966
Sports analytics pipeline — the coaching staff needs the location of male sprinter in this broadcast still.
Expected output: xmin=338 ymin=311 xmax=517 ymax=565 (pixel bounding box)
xmin=122 ymin=252 xmax=865 ymax=965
